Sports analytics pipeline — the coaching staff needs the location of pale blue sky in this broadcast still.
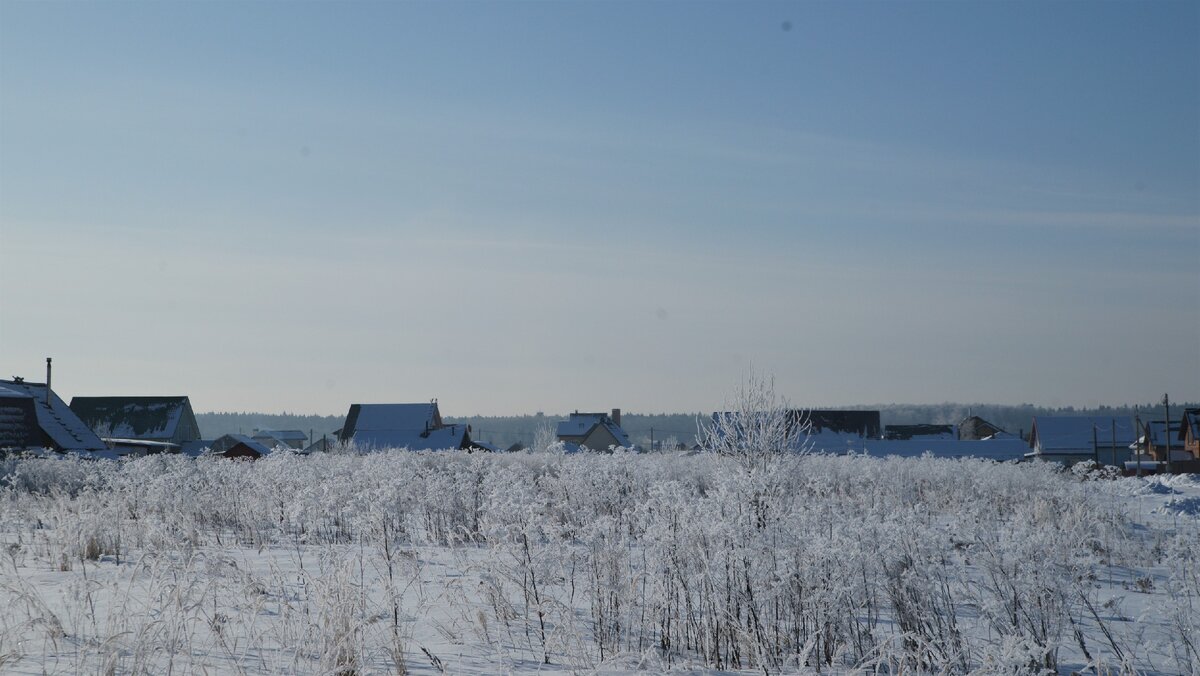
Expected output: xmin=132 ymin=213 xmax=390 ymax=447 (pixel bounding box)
xmin=1 ymin=1 xmax=1197 ymax=415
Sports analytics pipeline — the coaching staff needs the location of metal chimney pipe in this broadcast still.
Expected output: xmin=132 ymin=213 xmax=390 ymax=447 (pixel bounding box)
xmin=45 ymin=358 xmax=52 ymax=405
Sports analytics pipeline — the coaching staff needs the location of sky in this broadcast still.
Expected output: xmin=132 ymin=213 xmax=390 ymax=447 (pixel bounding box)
xmin=1 ymin=1 xmax=1197 ymax=416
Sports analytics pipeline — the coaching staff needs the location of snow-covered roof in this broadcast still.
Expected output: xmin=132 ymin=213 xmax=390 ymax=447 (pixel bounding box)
xmin=344 ymin=403 xmax=439 ymax=437
xmin=556 ymin=412 xmax=632 ymax=449
xmin=1141 ymin=420 xmax=1183 ymax=446
xmin=0 ymin=384 xmax=33 ymax=399
xmin=0 ymin=380 xmax=109 ymax=452
xmin=253 ymin=429 xmax=308 ymax=442
xmin=69 ymin=396 xmax=198 ymax=441
xmin=1030 ymin=416 xmax=1135 ymax=454
xmin=1181 ymin=409 xmax=1200 ymax=441
xmin=341 ymin=402 xmax=469 ymax=450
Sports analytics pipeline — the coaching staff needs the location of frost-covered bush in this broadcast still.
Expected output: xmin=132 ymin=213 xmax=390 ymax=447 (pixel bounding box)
xmin=0 ymin=450 xmax=1193 ymax=674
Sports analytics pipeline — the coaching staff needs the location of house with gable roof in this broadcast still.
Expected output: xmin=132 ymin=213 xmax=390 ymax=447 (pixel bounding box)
xmin=338 ymin=401 xmax=474 ymax=451
xmin=0 ymin=379 xmax=110 ymax=454
xmin=556 ymin=409 xmax=632 ymax=452
xmin=1135 ymin=419 xmax=1190 ymax=463
xmin=1026 ymin=416 xmax=1135 ymax=465
xmin=957 ymin=415 xmax=1013 ymax=440
xmin=1178 ymin=408 xmax=1200 ymax=459
xmin=69 ymin=396 xmax=201 ymax=447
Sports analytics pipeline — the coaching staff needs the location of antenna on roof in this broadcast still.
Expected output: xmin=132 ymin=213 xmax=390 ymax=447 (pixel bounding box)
xmin=45 ymin=358 xmax=52 ymax=405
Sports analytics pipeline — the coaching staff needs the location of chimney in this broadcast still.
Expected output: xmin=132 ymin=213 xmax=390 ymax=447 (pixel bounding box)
xmin=611 ymin=408 xmax=621 ymax=427
xmin=45 ymin=357 xmax=52 ymax=405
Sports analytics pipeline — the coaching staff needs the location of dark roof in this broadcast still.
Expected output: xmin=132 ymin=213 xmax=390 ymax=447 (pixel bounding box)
xmin=884 ymin=424 xmax=956 ymax=440
xmin=795 ymin=410 xmax=881 ymax=438
xmin=958 ymin=416 xmax=1009 ymax=440
xmin=210 ymin=434 xmax=271 ymax=458
xmin=69 ymin=396 xmax=199 ymax=441
xmin=556 ymin=412 xmax=632 ymax=448
xmin=0 ymin=380 xmax=108 ymax=452
xmin=1180 ymin=408 xmax=1200 ymax=441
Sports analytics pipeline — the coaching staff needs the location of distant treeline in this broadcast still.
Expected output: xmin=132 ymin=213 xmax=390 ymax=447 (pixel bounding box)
xmin=197 ymin=401 xmax=1197 ymax=449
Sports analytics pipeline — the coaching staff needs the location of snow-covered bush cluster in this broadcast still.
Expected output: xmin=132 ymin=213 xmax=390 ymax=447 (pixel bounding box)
xmin=0 ymin=451 xmax=1196 ymax=674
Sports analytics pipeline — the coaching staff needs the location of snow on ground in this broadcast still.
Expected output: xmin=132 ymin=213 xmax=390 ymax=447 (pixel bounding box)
xmin=0 ymin=451 xmax=1197 ymax=674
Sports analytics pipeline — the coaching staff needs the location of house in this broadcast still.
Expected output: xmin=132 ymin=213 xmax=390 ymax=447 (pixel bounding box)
xmin=202 ymin=434 xmax=271 ymax=459
xmin=1178 ymin=408 xmax=1200 ymax=459
xmin=556 ymin=409 xmax=632 ymax=452
xmin=1026 ymin=416 xmax=1135 ymax=465
xmin=69 ymin=396 xmax=201 ymax=447
xmin=799 ymin=410 xmax=881 ymax=452
xmin=803 ymin=410 xmax=881 ymax=438
xmin=1136 ymin=420 xmax=1190 ymax=463
xmin=252 ymin=429 xmax=308 ymax=450
xmin=884 ymin=424 xmax=956 ymax=440
xmin=0 ymin=379 xmax=109 ymax=453
xmin=957 ymin=415 xmax=1012 ymax=440
xmin=338 ymin=401 xmax=473 ymax=451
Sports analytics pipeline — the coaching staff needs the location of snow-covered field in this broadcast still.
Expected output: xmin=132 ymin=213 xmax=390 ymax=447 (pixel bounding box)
xmin=0 ymin=451 xmax=1196 ymax=674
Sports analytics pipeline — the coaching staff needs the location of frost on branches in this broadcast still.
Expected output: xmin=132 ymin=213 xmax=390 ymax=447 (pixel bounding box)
xmin=0 ymin=450 xmax=1197 ymax=674
xmin=699 ymin=369 xmax=810 ymax=474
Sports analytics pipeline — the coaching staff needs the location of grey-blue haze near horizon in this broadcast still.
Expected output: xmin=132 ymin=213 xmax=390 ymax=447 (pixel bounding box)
xmin=1 ymin=1 xmax=1197 ymax=415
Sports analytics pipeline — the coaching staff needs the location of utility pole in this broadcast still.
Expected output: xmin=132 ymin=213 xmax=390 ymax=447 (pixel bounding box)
xmin=1093 ymin=425 xmax=1099 ymax=466
xmin=650 ymin=427 xmax=655 ymax=452
xmin=1164 ymin=393 xmax=1172 ymax=475
xmin=1135 ymin=410 xmax=1143 ymax=478
xmin=1111 ymin=418 xmax=1117 ymax=469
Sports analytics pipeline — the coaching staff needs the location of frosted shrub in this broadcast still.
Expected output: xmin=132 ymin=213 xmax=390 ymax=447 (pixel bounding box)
xmin=0 ymin=450 xmax=1193 ymax=674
